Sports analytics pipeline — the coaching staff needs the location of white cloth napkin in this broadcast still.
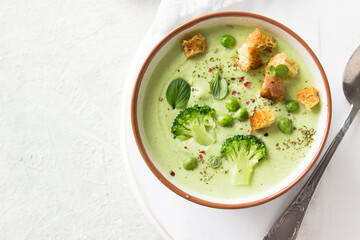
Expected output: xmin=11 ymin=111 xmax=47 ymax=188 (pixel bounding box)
xmin=125 ymin=0 xmax=243 ymax=90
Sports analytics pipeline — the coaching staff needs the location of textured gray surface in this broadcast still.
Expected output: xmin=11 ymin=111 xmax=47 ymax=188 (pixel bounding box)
xmin=0 ymin=0 xmax=161 ymax=239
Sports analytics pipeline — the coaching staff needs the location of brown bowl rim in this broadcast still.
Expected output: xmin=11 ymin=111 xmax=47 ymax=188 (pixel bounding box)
xmin=130 ymin=11 xmax=332 ymax=209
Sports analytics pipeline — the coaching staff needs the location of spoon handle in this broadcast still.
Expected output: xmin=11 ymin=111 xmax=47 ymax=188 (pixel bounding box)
xmin=263 ymin=105 xmax=359 ymax=240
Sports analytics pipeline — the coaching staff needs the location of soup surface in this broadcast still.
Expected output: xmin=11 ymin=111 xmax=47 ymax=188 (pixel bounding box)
xmin=142 ymin=25 xmax=320 ymax=199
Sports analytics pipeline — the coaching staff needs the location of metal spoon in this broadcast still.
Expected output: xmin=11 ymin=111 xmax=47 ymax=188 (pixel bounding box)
xmin=263 ymin=45 xmax=360 ymax=240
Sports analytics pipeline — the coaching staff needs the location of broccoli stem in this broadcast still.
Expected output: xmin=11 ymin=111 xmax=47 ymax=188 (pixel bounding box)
xmin=232 ymin=157 xmax=260 ymax=185
xmin=232 ymin=164 xmax=252 ymax=185
xmin=191 ymin=124 xmax=215 ymax=146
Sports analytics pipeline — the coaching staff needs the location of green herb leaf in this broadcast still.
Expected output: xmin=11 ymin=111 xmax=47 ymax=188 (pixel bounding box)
xmin=210 ymin=69 xmax=228 ymax=100
xmin=269 ymin=64 xmax=289 ymax=78
xmin=166 ymin=78 xmax=191 ymax=109
xmin=275 ymin=64 xmax=289 ymax=78
xmin=207 ymin=155 xmax=222 ymax=169
xmin=269 ymin=65 xmax=276 ymax=76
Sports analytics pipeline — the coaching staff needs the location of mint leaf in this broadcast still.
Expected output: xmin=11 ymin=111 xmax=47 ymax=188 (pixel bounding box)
xmin=166 ymin=78 xmax=191 ymax=109
xmin=210 ymin=69 xmax=228 ymax=100
xmin=275 ymin=64 xmax=289 ymax=78
xmin=269 ymin=64 xmax=289 ymax=78
xmin=269 ymin=65 xmax=276 ymax=76
xmin=207 ymin=155 xmax=222 ymax=169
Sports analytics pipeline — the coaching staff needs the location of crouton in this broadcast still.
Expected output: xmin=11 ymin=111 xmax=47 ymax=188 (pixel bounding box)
xmin=296 ymin=86 xmax=320 ymax=109
xmin=250 ymin=109 xmax=275 ymax=131
xmin=235 ymin=42 xmax=262 ymax=72
xmin=266 ymin=53 xmax=298 ymax=78
xmin=181 ymin=33 xmax=206 ymax=59
xmin=260 ymin=74 xmax=285 ymax=101
xmin=247 ymin=28 xmax=276 ymax=56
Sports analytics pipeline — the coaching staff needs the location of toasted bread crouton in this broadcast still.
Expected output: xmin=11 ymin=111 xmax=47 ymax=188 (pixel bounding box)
xmin=247 ymin=28 xmax=276 ymax=56
xmin=266 ymin=53 xmax=299 ymax=78
xmin=250 ymin=109 xmax=275 ymax=131
xmin=181 ymin=33 xmax=206 ymax=59
xmin=235 ymin=42 xmax=262 ymax=72
xmin=296 ymin=86 xmax=320 ymax=109
xmin=260 ymin=74 xmax=285 ymax=101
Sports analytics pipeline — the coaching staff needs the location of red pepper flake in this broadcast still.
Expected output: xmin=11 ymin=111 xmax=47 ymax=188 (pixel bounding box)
xmin=239 ymin=76 xmax=245 ymax=82
xmin=199 ymin=154 xmax=204 ymax=162
xmin=250 ymin=130 xmax=254 ymax=135
xmin=208 ymin=68 xmax=212 ymax=72
xmin=246 ymin=101 xmax=250 ymax=106
xmin=253 ymin=109 xmax=257 ymax=112
xmin=170 ymin=170 xmax=175 ymax=176
xmin=244 ymin=81 xmax=251 ymax=88
xmin=184 ymin=146 xmax=188 ymax=149
xmin=232 ymin=90 xmax=237 ymax=95
xmin=199 ymin=150 xmax=206 ymax=155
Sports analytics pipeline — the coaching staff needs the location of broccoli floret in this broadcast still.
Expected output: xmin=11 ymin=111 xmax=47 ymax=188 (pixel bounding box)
xmin=171 ymin=105 xmax=216 ymax=146
xmin=220 ymin=135 xmax=266 ymax=185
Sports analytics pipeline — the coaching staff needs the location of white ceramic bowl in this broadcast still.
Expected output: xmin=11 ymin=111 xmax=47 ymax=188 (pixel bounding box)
xmin=131 ymin=12 xmax=331 ymax=208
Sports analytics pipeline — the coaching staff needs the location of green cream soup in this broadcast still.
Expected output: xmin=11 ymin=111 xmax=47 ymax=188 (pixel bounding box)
xmin=142 ymin=25 xmax=319 ymax=199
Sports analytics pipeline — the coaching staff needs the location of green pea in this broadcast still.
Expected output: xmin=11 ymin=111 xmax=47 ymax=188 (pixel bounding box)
xmin=183 ymin=157 xmax=198 ymax=170
xmin=234 ymin=108 xmax=249 ymax=121
xmin=225 ymin=98 xmax=240 ymax=111
xmin=218 ymin=114 xmax=233 ymax=127
xmin=285 ymin=100 xmax=299 ymax=112
xmin=278 ymin=118 xmax=292 ymax=133
xmin=220 ymin=35 xmax=235 ymax=48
